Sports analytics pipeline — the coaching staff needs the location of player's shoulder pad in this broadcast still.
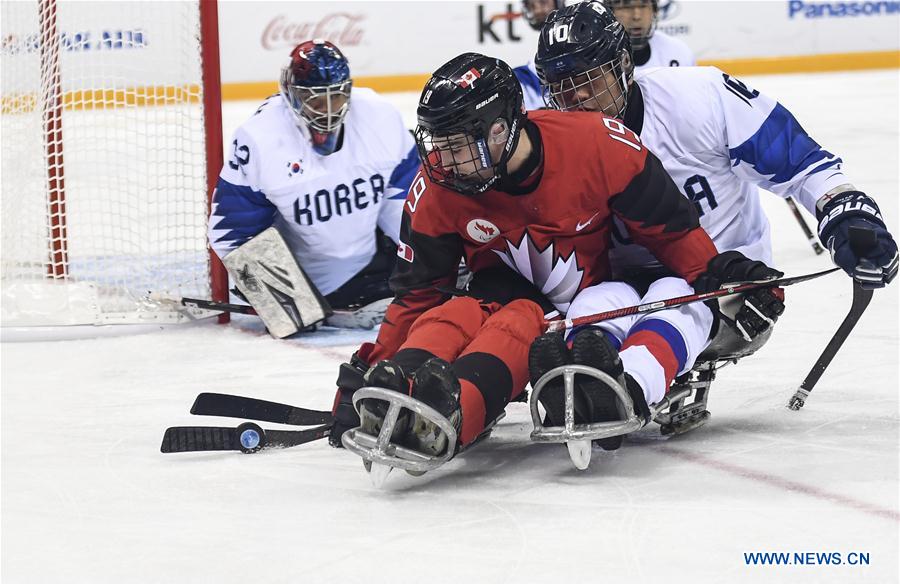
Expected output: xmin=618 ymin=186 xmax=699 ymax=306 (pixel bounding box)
xmin=346 ymin=86 xmax=411 ymax=146
xmin=528 ymin=108 xmax=610 ymax=134
xmin=229 ymin=97 xmax=291 ymax=157
xmin=347 ymin=87 xmax=404 ymax=121
xmin=220 ymin=119 xmax=267 ymax=184
xmin=239 ymin=94 xmax=287 ymax=133
xmin=530 ymin=109 xmax=643 ymax=164
xmin=655 ymin=30 xmax=694 ymax=53
xmin=639 ymin=66 xmax=723 ymax=112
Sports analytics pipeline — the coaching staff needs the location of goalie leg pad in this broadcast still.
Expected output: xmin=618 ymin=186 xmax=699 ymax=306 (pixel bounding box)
xmin=222 ymin=227 xmax=332 ymax=338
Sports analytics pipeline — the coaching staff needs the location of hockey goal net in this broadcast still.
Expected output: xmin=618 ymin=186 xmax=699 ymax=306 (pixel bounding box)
xmin=1 ymin=0 xmax=227 ymax=332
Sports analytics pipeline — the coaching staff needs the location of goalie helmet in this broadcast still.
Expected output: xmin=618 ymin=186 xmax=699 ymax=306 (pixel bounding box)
xmin=415 ymin=53 xmax=525 ymax=196
xmin=521 ymin=0 xmax=566 ymax=31
xmin=603 ymin=0 xmax=659 ymax=51
xmin=534 ymin=1 xmax=633 ymax=118
xmin=280 ymin=40 xmax=352 ymax=156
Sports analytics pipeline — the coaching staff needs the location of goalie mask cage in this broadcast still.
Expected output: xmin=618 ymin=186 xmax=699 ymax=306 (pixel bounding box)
xmin=1 ymin=0 xmax=228 ymax=336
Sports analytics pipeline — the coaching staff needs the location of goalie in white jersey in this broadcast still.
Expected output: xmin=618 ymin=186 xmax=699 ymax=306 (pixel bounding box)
xmin=208 ymin=40 xmax=418 ymax=335
xmin=604 ymin=0 xmax=695 ymax=72
xmin=525 ymin=1 xmax=898 ymax=449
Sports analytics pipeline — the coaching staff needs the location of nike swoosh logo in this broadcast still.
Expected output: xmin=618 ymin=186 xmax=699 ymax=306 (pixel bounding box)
xmin=576 ymin=213 xmax=600 ymax=232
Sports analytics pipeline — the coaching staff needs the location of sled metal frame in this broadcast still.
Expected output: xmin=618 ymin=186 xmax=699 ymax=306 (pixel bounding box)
xmin=529 ymin=365 xmax=645 ymax=443
xmin=342 ymin=386 xmax=458 ymax=474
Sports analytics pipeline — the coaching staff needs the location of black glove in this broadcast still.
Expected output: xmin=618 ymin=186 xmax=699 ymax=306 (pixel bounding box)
xmin=731 ymin=287 xmax=785 ymax=341
xmin=328 ymin=342 xmax=374 ymax=448
xmin=695 ymin=251 xmax=785 ymax=341
xmin=817 ymin=191 xmax=899 ymax=289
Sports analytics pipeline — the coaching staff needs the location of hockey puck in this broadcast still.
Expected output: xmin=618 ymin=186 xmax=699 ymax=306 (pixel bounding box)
xmin=235 ymin=422 xmax=266 ymax=453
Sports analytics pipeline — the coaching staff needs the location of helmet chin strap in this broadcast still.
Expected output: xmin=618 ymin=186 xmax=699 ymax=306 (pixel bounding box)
xmin=491 ymin=115 xmax=523 ymax=184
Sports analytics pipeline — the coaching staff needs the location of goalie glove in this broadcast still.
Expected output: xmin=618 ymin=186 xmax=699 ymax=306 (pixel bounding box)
xmin=817 ymin=190 xmax=899 ymax=289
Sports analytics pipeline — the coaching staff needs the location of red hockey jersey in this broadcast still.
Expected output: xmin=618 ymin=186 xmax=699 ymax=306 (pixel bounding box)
xmin=370 ymin=109 xmax=718 ymax=362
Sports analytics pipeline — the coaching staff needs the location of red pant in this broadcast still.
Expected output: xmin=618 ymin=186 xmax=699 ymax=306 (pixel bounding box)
xmin=394 ymin=296 xmax=546 ymax=446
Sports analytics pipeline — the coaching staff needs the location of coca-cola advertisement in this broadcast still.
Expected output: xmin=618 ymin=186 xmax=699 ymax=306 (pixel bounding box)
xmin=219 ymin=1 xmax=539 ymax=85
xmin=260 ymin=13 xmax=365 ymax=51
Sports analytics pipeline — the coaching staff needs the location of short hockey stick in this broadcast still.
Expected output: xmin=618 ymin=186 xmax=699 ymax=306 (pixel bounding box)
xmin=182 ymin=297 xmax=258 ymax=315
xmin=181 ymin=297 xmax=385 ymax=330
xmin=161 ymin=422 xmax=331 ymax=454
xmin=787 ymin=227 xmax=877 ymax=410
xmin=786 ymin=197 xmax=825 ymax=255
xmin=545 ymin=266 xmax=840 ymax=332
xmin=190 ymin=392 xmax=332 ymax=426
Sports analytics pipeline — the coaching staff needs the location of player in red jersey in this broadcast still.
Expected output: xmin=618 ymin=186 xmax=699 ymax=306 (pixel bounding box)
xmin=327 ymin=53 xmax=767 ymax=475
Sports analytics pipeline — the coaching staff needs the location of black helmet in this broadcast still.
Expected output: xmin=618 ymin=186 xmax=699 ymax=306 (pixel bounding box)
xmin=415 ymin=53 xmax=525 ymax=196
xmin=521 ymin=0 xmax=566 ymax=31
xmin=534 ymin=1 xmax=633 ymax=118
xmin=603 ymin=0 xmax=659 ymax=50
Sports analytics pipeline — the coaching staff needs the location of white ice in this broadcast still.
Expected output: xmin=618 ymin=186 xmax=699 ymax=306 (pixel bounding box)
xmin=2 ymin=69 xmax=898 ymax=583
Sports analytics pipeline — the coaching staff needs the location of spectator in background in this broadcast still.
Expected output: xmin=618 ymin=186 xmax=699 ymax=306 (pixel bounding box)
xmin=604 ymin=0 xmax=695 ymax=71
xmin=514 ymin=0 xmax=565 ymax=109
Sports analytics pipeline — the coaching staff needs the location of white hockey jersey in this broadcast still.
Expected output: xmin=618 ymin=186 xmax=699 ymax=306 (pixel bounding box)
xmin=634 ymin=31 xmax=695 ymax=73
xmin=610 ymin=66 xmax=850 ymax=271
xmin=209 ymin=87 xmax=418 ymax=296
xmin=513 ymin=59 xmax=545 ymax=110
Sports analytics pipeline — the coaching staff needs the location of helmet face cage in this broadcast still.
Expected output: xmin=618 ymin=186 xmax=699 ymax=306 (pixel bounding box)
xmin=543 ymin=51 xmax=632 ymax=118
xmin=279 ymin=41 xmax=352 ymax=141
xmin=280 ymin=70 xmax=352 ymax=134
xmin=604 ymin=0 xmax=658 ymax=50
xmin=414 ymin=125 xmax=499 ymax=196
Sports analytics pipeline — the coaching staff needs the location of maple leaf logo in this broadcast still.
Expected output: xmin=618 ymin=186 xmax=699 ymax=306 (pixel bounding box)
xmin=493 ymin=234 xmax=584 ymax=312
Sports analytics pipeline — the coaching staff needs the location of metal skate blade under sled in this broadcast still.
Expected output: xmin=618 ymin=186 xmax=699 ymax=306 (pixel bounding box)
xmin=530 ymin=365 xmax=644 ymax=469
xmin=655 ymin=362 xmax=714 ymax=436
xmin=529 ymin=365 xmax=705 ymax=469
xmin=342 ymin=387 xmax=459 ymax=483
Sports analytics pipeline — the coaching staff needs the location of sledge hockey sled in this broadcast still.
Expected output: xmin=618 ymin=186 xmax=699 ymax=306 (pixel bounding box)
xmin=529 ymin=323 xmax=773 ymax=469
xmin=341 ymin=386 xmax=502 ymax=487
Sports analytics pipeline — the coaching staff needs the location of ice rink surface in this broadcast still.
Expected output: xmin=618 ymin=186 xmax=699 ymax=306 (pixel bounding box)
xmin=2 ymin=69 xmax=898 ymax=583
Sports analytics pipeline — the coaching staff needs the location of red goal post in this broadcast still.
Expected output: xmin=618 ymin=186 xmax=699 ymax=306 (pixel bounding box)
xmin=1 ymin=0 xmax=228 ymax=336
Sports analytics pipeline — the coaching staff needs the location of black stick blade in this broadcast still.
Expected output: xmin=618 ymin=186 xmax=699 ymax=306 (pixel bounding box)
xmin=161 ymin=426 xmax=240 ymax=453
xmin=190 ymin=392 xmax=332 ymax=426
xmin=161 ymin=423 xmax=332 ymax=454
